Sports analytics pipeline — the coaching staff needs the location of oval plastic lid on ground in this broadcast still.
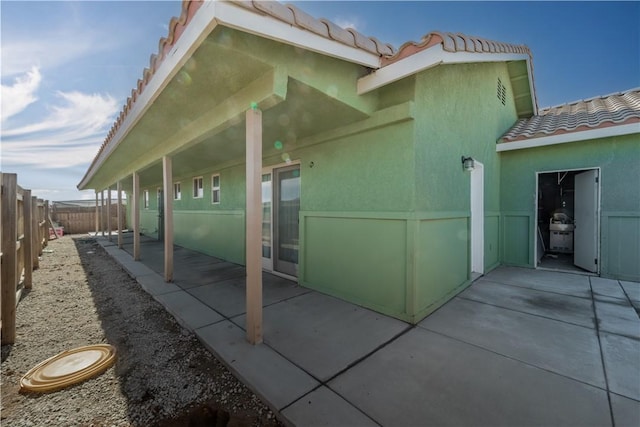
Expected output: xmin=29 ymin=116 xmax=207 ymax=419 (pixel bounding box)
xmin=20 ymin=344 xmax=116 ymax=393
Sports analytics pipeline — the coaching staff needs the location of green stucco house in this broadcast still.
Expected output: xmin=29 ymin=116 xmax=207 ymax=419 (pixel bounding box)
xmin=78 ymin=0 xmax=640 ymax=336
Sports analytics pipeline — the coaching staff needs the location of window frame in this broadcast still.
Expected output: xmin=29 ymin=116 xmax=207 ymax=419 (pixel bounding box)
xmin=211 ymin=173 xmax=220 ymax=204
xmin=173 ymin=182 xmax=181 ymax=200
xmin=143 ymin=189 xmax=149 ymax=209
xmin=192 ymin=176 xmax=204 ymax=199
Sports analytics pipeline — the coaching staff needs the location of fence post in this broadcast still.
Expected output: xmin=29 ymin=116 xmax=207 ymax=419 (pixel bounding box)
xmin=23 ymin=189 xmax=33 ymax=290
xmin=31 ymin=197 xmax=39 ymax=269
xmin=42 ymin=201 xmax=49 ymax=248
xmin=1 ymin=173 xmax=18 ymax=345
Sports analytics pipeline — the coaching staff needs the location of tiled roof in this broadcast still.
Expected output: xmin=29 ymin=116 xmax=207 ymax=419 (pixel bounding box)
xmin=500 ymin=88 xmax=640 ymax=142
xmin=233 ymin=1 xmax=395 ymax=56
xmin=382 ymin=31 xmax=531 ymax=66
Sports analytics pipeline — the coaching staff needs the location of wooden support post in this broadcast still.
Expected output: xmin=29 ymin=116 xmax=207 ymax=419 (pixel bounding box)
xmin=100 ymin=191 xmax=105 ymax=237
xmin=245 ymin=108 xmax=263 ymax=345
xmin=95 ymin=191 xmax=99 ymax=235
xmin=43 ymin=201 xmax=49 ymax=247
xmin=132 ymin=172 xmax=140 ymax=261
xmin=117 ymin=181 xmax=123 ymax=249
xmin=107 ymin=187 xmax=112 ymax=241
xmin=23 ymin=189 xmax=33 ymax=290
xmin=163 ymin=156 xmax=174 ymax=282
xmin=1 ymin=173 xmax=18 ymax=344
xmin=31 ymin=197 xmax=39 ymax=269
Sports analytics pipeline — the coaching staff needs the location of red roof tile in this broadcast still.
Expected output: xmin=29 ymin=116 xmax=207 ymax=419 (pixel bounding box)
xmin=234 ymin=0 xmax=395 ymax=56
xmin=500 ymin=88 xmax=640 ymax=142
xmin=382 ymin=31 xmax=531 ymax=66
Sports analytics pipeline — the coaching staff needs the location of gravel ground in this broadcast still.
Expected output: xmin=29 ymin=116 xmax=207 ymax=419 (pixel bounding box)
xmin=1 ymin=235 xmax=281 ymax=426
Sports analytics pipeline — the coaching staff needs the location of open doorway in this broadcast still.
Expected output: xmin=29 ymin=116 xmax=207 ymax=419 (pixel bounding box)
xmin=536 ymin=168 xmax=600 ymax=274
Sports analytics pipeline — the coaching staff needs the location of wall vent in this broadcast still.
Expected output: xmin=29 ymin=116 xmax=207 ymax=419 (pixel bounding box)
xmin=497 ymin=78 xmax=507 ymax=105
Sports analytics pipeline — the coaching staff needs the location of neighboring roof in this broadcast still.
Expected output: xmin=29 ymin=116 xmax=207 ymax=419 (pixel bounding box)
xmin=497 ymin=88 xmax=640 ymax=151
xmin=500 ymin=88 xmax=640 ymax=142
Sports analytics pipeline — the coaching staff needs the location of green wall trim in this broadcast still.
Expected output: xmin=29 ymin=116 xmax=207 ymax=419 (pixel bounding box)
xmin=501 ymin=212 xmax=534 ymax=267
xmin=405 ymin=220 xmax=419 ymax=317
xmin=299 ymin=210 xmax=470 ymax=220
xmin=300 ymin=210 xmax=476 ymax=324
xmin=412 ymin=279 xmax=471 ymax=324
xmin=173 ymin=209 xmax=245 ymax=216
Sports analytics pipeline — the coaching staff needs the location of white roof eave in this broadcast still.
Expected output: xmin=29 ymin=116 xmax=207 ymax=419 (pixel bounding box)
xmin=357 ymin=44 xmax=532 ymax=96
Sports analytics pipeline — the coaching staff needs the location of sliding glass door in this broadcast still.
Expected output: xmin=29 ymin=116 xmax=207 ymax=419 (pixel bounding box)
xmin=261 ymin=164 xmax=300 ymax=276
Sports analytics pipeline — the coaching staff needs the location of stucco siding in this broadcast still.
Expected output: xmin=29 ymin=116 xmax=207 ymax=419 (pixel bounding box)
xmin=409 ymin=62 xmax=519 ymax=318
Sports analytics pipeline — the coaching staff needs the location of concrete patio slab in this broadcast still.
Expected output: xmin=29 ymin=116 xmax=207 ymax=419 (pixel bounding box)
xmin=419 ymin=297 xmax=605 ymax=388
xmin=155 ymin=290 xmax=224 ymax=330
xmin=136 ymin=273 xmax=179 ymax=296
xmin=484 ymin=266 xmax=591 ymax=298
xmin=461 ymin=279 xmax=595 ymax=328
xmin=116 ymin=256 xmax=159 ymax=278
xmin=591 ymin=277 xmax=628 ymax=300
xmin=594 ymin=299 xmax=640 ymax=339
xmin=282 ymin=386 xmax=377 ymax=427
xmin=195 ymin=320 xmax=318 ymax=410
xmin=330 ymin=327 xmax=611 ymax=427
xmin=188 ymin=276 xmax=311 ymax=319
xmin=174 ymin=264 xmax=246 ymax=290
xmin=600 ymin=332 xmax=640 ymax=401
xmin=188 ymin=278 xmax=247 ymax=318
xmin=610 ymin=393 xmax=640 ymax=427
xmin=233 ymin=292 xmax=410 ymax=381
xmin=620 ymin=281 xmax=640 ymax=303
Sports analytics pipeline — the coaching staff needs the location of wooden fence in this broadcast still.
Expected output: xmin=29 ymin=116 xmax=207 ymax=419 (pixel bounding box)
xmin=52 ymin=203 xmax=125 ymax=235
xmin=1 ymin=173 xmax=49 ymax=345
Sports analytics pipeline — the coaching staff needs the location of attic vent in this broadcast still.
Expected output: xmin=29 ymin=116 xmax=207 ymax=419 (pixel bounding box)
xmin=497 ymin=78 xmax=507 ymax=105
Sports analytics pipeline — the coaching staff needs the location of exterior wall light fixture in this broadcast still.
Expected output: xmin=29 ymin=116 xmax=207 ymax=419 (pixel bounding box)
xmin=461 ymin=156 xmax=475 ymax=171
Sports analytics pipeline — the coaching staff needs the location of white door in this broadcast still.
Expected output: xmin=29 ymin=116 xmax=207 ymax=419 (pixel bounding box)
xmin=574 ymin=169 xmax=599 ymax=272
xmin=470 ymin=161 xmax=484 ymax=275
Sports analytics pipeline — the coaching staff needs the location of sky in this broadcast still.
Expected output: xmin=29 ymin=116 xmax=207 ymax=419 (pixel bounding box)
xmin=1 ymin=1 xmax=638 ymax=201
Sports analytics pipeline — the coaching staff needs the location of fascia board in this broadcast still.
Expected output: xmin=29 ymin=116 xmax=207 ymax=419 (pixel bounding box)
xmin=357 ymin=45 xmax=531 ymax=95
xmin=214 ymin=1 xmax=380 ymax=68
xmin=79 ymin=0 xmax=222 ymax=190
xmin=496 ymin=123 xmax=640 ymax=152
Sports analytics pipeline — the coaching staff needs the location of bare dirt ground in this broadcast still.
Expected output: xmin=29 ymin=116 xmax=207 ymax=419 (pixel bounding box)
xmin=1 ymin=235 xmax=281 ymax=426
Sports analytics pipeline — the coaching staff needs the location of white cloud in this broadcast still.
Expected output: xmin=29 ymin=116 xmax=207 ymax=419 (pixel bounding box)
xmin=1 ymin=67 xmax=42 ymax=122
xmin=1 ymin=89 xmax=119 ymax=169
xmin=333 ymin=16 xmax=364 ymax=31
xmin=1 ymin=38 xmax=98 ymax=79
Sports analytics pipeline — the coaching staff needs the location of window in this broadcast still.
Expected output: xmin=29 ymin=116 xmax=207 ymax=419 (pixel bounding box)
xmin=193 ymin=176 xmax=203 ymax=198
xmin=173 ymin=182 xmax=181 ymax=200
xmin=143 ymin=190 xmax=149 ymax=209
xmin=211 ymin=174 xmax=220 ymax=204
